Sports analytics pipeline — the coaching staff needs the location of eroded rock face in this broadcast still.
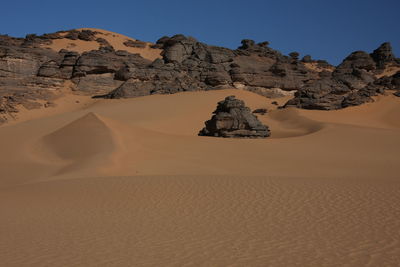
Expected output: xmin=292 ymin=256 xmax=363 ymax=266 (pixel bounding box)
xmin=199 ymin=96 xmax=270 ymax=138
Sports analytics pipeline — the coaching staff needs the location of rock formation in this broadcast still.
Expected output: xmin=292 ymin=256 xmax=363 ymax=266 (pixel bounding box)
xmin=199 ymin=96 xmax=270 ymax=138
xmin=0 ymin=28 xmax=399 ymax=123
xmin=99 ymin=34 xmax=322 ymax=99
xmin=285 ymin=45 xmax=400 ymax=110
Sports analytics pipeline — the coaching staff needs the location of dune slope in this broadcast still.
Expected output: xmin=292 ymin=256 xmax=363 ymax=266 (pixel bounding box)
xmin=41 ymin=112 xmax=115 ymax=160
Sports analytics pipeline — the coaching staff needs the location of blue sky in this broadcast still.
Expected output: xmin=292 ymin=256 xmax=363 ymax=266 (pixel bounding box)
xmin=1 ymin=0 xmax=399 ymax=65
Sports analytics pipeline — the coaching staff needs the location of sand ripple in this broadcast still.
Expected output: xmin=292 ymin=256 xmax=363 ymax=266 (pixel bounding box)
xmin=0 ymin=175 xmax=399 ymax=266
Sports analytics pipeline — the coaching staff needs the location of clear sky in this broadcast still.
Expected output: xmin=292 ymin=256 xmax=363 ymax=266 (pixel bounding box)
xmin=1 ymin=0 xmax=399 ymax=65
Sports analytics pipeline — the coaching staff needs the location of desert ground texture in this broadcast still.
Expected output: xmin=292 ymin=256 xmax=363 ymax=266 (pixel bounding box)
xmin=0 ymin=88 xmax=400 ymax=266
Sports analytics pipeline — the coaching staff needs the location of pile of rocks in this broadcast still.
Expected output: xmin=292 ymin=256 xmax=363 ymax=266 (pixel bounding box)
xmin=199 ymin=96 xmax=270 ymax=138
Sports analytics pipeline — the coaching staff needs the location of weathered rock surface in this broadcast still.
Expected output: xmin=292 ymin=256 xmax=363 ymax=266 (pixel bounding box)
xmin=199 ymin=96 xmax=270 ymax=138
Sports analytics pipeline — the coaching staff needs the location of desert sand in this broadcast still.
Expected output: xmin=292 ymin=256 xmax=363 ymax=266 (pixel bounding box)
xmin=1 ymin=89 xmax=400 ymax=266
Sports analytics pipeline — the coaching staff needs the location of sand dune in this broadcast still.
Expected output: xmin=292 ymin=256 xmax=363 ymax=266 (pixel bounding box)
xmin=262 ymin=108 xmax=325 ymax=138
xmin=0 ymin=89 xmax=400 ymax=266
xmin=41 ymin=112 xmax=115 ymax=161
xmin=36 ymin=112 xmax=118 ymax=176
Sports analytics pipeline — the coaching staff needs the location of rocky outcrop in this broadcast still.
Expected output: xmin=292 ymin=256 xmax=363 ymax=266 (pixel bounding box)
xmin=285 ymin=43 xmax=400 ymax=110
xmin=99 ymin=35 xmax=321 ymax=99
xmin=232 ymin=40 xmax=318 ymax=90
xmin=199 ymin=96 xmax=270 ymax=138
xmin=0 ymin=28 xmax=399 ymax=124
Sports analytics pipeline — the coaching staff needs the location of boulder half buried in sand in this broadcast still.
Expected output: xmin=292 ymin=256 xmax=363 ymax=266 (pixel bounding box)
xmin=199 ymin=96 xmax=270 ymax=138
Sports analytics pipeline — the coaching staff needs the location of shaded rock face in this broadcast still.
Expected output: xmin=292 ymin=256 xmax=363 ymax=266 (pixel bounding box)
xmin=199 ymin=96 xmax=270 ymax=138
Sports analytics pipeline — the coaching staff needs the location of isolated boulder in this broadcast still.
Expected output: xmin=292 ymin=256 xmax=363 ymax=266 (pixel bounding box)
xmin=199 ymin=96 xmax=270 ymax=138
